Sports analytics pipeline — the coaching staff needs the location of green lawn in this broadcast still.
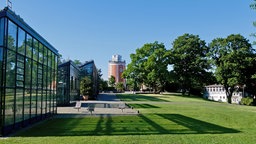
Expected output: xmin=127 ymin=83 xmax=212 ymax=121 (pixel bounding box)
xmin=2 ymin=94 xmax=256 ymax=144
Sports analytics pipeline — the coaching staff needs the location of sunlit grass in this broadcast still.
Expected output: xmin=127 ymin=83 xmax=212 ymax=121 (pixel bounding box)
xmin=2 ymin=93 xmax=256 ymax=144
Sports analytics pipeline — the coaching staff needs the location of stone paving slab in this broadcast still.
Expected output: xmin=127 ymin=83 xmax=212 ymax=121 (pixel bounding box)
xmin=56 ymin=106 xmax=139 ymax=118
xmin=57 ymin=107 xmax=138 ymax=114
xmin=56 ymin=94 xmax=139 ymax=118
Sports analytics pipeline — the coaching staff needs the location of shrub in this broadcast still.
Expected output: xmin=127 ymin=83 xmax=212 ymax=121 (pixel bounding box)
xmin=241 ymin=97 xmax=254 ymax=106
xmin=80 ymin=76 xmax=93 ymax=96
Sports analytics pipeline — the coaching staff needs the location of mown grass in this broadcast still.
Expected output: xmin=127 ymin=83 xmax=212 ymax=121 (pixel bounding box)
xmin=2 ymin=93 xmax=256 ymax=144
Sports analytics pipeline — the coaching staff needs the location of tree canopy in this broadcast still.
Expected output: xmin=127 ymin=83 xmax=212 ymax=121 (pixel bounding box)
xmin=80 ymin=76 xmax=93 ymax=96
xmin=209 ymin=34 xmax=256 ymax=103
xmin=123 ymin=41 xmax=168 ymax=92
xmin=73 ymin=59 xmax=82 ymax=66
xmin=116 ymin=82 xmax=125 ymax=92
xmin=108 ymin=75 xmax=116 ymax=87
xmin=250 ymin=0 xmax=256 ymax=45
xmin=169 ymin=33 xmax=212 ymax=95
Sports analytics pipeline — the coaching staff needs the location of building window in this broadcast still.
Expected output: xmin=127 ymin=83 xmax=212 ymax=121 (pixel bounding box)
xmin=0 ymin=18 xmax=5 ymax=46
xmin=17 ymin=27 xmax=25 ymax=55
xmin=15 ymin=89 xmax=24 ymax=123
xmin=7 ymin=20 xmax=17 ymax=51
xmin=71 ymin=76 xmax=73 ymax=90
xmin=38 ymin=43 xmax=43 ymax=63
xmin=33 ymin=39 xmax=39 ymax=61
xmin=26 ymin=34 xmax=33 ymax=58
xmin=0 ymin=48 xmax=2 ymax=84
xmin=5 ymin=88 xmax=15 ymax=126
xmin=6 ymin=50 xmax=16 ymax=87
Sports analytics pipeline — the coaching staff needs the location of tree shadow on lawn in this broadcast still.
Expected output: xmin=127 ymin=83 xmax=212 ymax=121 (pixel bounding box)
xmin=129 ymin=104 xmax=160 ymax=108
xmin=14 ymin=114 xmax=239 ymax=137
xmin=117 ymin=94 xmax=170 ymax=102
xmin=157 ymin=114 xmax=240 ymax=134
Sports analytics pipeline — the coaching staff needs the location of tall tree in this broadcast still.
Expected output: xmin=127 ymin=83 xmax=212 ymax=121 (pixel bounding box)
xmin=99 ymin=78 xmax=108 ymax=91
xmin=123 ymin=41 xmax=168 ymax=92
xmin=209 ymin=34 xmax=256 ymax=103
xmin=125 ymin=78 xmax=139 ymax=91
xmin=250 ymin=0 xmax=256 ymax=45
xmin=116 ymin=82 xmax=124 ymax=92
xmin=73 ymin=59 xmax=82 ymax=66
xmin=144 ymin=42 xmax=169 ymax=92
xmin=97 ymin=69 xmax=108 ymax=91
xmin=169 ymin=33 xmax=211 ymax=95
xmin=108 ymin=75 xmax=116 ymax=87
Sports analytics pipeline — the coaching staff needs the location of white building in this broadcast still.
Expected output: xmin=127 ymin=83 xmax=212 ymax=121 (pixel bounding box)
xmin=204 ymin=85 xmax=243 ymax=104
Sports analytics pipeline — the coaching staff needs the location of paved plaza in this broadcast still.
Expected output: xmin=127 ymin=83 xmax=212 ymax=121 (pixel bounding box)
xmin=56 ymin=93 xmax=139 ymax=117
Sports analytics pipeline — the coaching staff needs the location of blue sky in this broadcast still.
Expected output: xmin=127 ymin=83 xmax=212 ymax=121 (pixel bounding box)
xmin=0 ymin=0 xmax=255 ymax=80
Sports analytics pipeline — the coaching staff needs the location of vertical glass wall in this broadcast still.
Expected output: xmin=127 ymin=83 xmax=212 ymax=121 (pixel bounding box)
xmin=0 ymin=18 xmax=4 ymax=133
xmin=70 ymin=63 xmax=80 ymax=102
xmin=79 ymin=61 xmax=99 ymax=99
xmin=57 ymin=61 xmax=80 ymax=106
xmin=0 ymin=15 xmax=58 ymax=136
xmin=57 ymin=64 xmax=69 ymax=105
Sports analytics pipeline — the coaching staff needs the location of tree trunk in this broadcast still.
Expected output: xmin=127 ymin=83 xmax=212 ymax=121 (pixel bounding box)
xmin=225 ymin=86 xmax=233 ymax=104
xmin=227 ymin=95 xmax=232 ymax=104
xmin=182 ymin=88 xmax=186 ymax=96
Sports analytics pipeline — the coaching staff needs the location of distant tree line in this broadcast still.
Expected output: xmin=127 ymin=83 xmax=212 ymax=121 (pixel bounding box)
xmin=122 ymin=33 xmax=256 ymax=104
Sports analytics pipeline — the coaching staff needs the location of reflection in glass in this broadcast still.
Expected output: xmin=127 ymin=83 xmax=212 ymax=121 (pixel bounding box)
xmin=33 ymin=39 xmax=38 ymax=61
xmin=43 ymin=65 xmax=48 ymax=114
xmin=31 ymin=60 xmax=37 ymax=117
xmin=18 ymin=28 xmax=25 ymax=55
xmin=30 ymin=87 xmax=37 ymax=118
xmin=0 ymin=48 xmax=2 ymax=84
xmin=16 ymin=55 xmax=24 ymax=87
xmin=7 ymin=20 xmax=17 ymax=51
xmin=24 ymin=88 xmax=30 ymax=120
xmin=48 ymin=51 xmax=52 ymax=68
xmin=6 ymin=50 xmax=16 ymax=87
xmin=26 ymin=34 xmax=32 ymax=58
xmin=42 ymin=89 xmax=46 ymax=115
xmin=0 ymin=47 xmax=2 ymax=61
xmin=16 ymin=89 xmax=24 ymax=123
xmin=5 ymin=89 xmax=15 ymax=126
xmin=32 ymin=60 xmax=37 ymax=88
xmin=47 ymin=90 xmax=51 ymax=113
xmin=0 ymin=15 xmax=59 ymax=135
xmin=0 ymin=18 xmax=5 ymax=46
xmin=38 ymin=64 xmax=43 ymax=89
xmin=38 ymin=43 xmax=43 ymax=63
xmin=25 ymin=58 xmax=32 ymax=89
xmin=37 ymin=89 xmax=42 ymax=117
xmin=43 ymin=47 xmax=48 ymax=65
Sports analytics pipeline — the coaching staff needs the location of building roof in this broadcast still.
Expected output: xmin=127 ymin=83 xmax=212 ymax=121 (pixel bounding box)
xmin=205 ymin=84 xmax=224 ymax=87
xmin=0 ymin=7 xmax=59 ymax=55
xmin=79 ymin=60 xmax=95 ymax=68
xmin=58 ymin=60 xmax=80 ymax=71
